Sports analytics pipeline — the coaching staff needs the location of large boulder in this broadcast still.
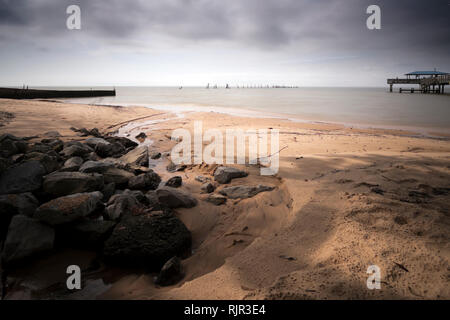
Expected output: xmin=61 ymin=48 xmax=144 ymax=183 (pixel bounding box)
xmin=95 ymin=142 xmax=126 ymax=158
xmin=61 ymin=144 xmax=93 ymax=158
xmin=103 ymin=167 xmax=135 ymax=186
xmin=85 ymin=137 xmax=110 ymax=149
xmin=0 ymin=134 xmax=27 ymax=157
xmin=214 ymin=166 xmax=248 ymax=184
xmin=103 ymin=211 xmax=191 ymax=270
xmin=56 ymin=219 xmax=116 ymax=248
xmin=128 ymin=171 xmax=161 ymax=190
xmin=61 ymin=157 xmax=84 ymax=172
xmin=156 ymin=187 xmax=197 ymax=208
xmin=105 ymin=136 xmax=138 ymax=149
xmin=34 ymin=191 xmax=103 ymax=226
xmin=23 ymin=152 xmax=60 ymax=173
xmin=43 ymin=172 xmax=104 ymax=197
xmin=2 ymin=215 xmax=54 ymax=266
xmin=0 ymin=160 xmax=45 ymax=194
xmin=79 ymin=160 xmax=114 ymax=174
xmin=0 ymin=193 xmax=39 ymax=240
xmin=219 ymin=185 xmax=275 ymax=199
xmin=119 ymin=146 xmax=149 ymax=167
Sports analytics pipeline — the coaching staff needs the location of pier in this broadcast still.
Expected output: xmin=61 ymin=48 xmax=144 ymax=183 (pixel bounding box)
xmin=387 ymin=70 xmax=449 ymax=94
xmin=0 ymin=87 xmax=116 ymax=99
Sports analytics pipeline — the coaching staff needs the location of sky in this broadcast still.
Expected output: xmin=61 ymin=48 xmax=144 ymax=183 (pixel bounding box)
xmin=0 ymin=0 xmax=449 ymax=87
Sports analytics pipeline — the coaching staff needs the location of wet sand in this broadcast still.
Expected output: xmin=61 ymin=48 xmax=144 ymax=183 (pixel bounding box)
xmin=1 ymin=98 xmax=449 ymax=299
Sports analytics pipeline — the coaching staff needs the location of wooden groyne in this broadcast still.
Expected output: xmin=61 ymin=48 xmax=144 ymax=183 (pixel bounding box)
xmin=0 ymin=87 xmax=116 ymax=99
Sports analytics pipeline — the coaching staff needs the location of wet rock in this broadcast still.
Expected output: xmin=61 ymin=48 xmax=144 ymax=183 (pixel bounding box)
xmin=105 ymin=190 xmax=143 ymax=221
xmin=135 ymin=132 xmax=147 ymax=141
xmin=156 ymin=186 xmax=197 ymax=208
xmin=205 ymin=194 xmax=227 ymax=205
xmin=119 ymin=146 xmax=149 ymax=167
xmin=155 ymin=256 xmax=183 ymax=286
xmin=57 ymin=219 xmax=116 ymax=248
xmin=79 ymin=160 xmax=114 ymax=174
xmin=201 ymin=182 xmax=215 ymax=193
xmin=34 ymin=191 xmax=103 ymax=226
xmin=0 ymin=193 xmax=39 ymax=240
xmin=219 ymin=185 xmax=275 ymax=199
xmin=105 ymin=136 xmax=138 ymax=149
xmin=149 ymin=151 xmax=161 ymax=160
xmin=61 ymin=144 xmax=93 ymax=158
xmin=85 ymin=137 xmax=110 ymax=149
xmin=43 ymin=172 xmax=104 ymax=197
xmin=61 ymin=157 xmax=84 ymax=172
xmin=103 ymin=167 xmax=134 ymax=186
xmin=214 ymin=166 xmax=248 ymax=184
xmin=95 ymin=142 xmax=126 ymax=158
xmin=165 ymin=176 xmax=182 ymax=188
xmin=166 ymin=162 xmax=187 ymax=172
xmin=2 ymin=215 xmax=54 ymax=266
xmin=0 ymin=160 xmax=45 ymax=194
xmin=103 ymin=211 xmax=191 ymax=269
xmin=128 ymin=171 xmax=161 ymax=190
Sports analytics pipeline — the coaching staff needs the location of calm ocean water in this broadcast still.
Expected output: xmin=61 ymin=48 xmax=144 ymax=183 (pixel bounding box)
xmin=50 ymin=87 xmax=450 ymax=133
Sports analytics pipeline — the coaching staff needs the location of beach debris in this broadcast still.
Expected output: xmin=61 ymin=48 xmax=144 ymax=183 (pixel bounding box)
xmin=103 ymin=211 xmax=191 ymax=269
xmin=2 ymin=215 xmax=54 ymax=266
xmin=43 ymin=171 xmax=104 ymax=197
xmin=394 ymin=262 xmax=409 ymax=272
xmin=165 ymin=176 xmax=182 ymax=188
xmin=219 ymin=185 xmax=275 ymax=199
xmin=156 ymin=186 xmax=197 ymax=208
xmin=34 ymin=191 xmax=103 ymax=226
xmin=214 ymin=166 xmax=248 ymax=184
xmin=0 ymin=160 xmax=45 ymax=194
xmin=205 ymin=194 xmax=227 ymax=205
xmin=128 ymin=171 xmax=161 ymax=190
xmin=155 ymin=256 xmax=183 ymax=286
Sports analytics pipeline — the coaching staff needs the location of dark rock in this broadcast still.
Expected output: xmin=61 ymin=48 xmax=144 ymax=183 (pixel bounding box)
xmin=88 ymin=128 xmax=101 ymax=138
xmin=155 ymin=256 xmax=183 ymax=286
xmin=2 ymin=215 xmax=54 ymax=266
xmin=95 ymin=142 xmax=126 ymax=158
xmin=105 ymin=190 xmax=143 ymax=220
xmin=0 ymin=160 xmax=45 ymax=194
xmin=79 ymin=160 xmax=114 ymax=174
xmin=201 ymin=182 xmax=215 ymax=193
xmin=43 ymin=131 xmax=61 ymax=138
xmin=103 ymin=211 xmax=191 ymax=269
xmin=135 ymin=132 xmax=147 ymax=140
xmin=61 ymin=156 xmax=84 ymax=172
xmin=101 ymin=182 xmax=115 ymax=202
xmin=394 ymin=216 xmax=408 ymax=225
xmin=28 ymin=142 xmax=54 ymax=154
xmin=43 ymin=172 xmax=104 ymax=197
xmin=205 ymin=194 xmax=227 ymax=205
xmin=0 ymin=193 xmax=39 ymax=240
xmin=0 ymin=157 xmax=11 ymax=175
xmin=85 ymin=137 xmax=110 ymax=149
xmin=61 ymin=144 xmax=93 ymax=158
xmin=34 ymin=191 xmax=103 ymax=226
xmin=128 ymin=171 xmax=161 ymax=190
xmin=119 ymin=146 xmax=149 ymax=167
xmin=145 ymin=190 xmax=161 ymax=210
xmin=23 ymin=152 xmax=60 ymax=173
xmin=57 ymin=219 xmax=116 ymax=248
xmin=214 ymin=166 xmax=248 ymax=184
xmin=149 ymin=151 xmax=161 ymax=160
xmin=0 ymin=134 xmax=27 ymax=157
xmin=103 ymin=167 xmax=134 ymax=186
xmin=195 ymin=175 xmax=210 ymax=183
xmin=166 ymin=162 xmax=187 ymax=173
xmin=11 ymin=153 xmax=24 ymax=163
xmin=165 ymin=176 xmax=182 ymax=188
xmin=219 ymin=185 xmax=275 ymax=199
xmin=105 ymin=136 xmax=138 ymax=149
xmin=156 ymin=186 xmax=197 ymax=208
xmin=371 ymin=187 xmax=384 ymax=195
xmin=41 ymin=138 xmax=64 ymax=152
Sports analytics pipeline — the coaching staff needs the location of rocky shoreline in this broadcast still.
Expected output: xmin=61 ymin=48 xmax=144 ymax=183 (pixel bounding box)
xmin=0 ymin=128 xmax=274 ymax=299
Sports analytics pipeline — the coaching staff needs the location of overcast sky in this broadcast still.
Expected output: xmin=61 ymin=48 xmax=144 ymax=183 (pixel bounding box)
xmin=0 ymin=0 xmax=449 ymax=87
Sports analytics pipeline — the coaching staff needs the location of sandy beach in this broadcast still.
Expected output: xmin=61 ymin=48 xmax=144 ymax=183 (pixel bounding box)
xmin=1 ymin=98 xmax=449 ymax=300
